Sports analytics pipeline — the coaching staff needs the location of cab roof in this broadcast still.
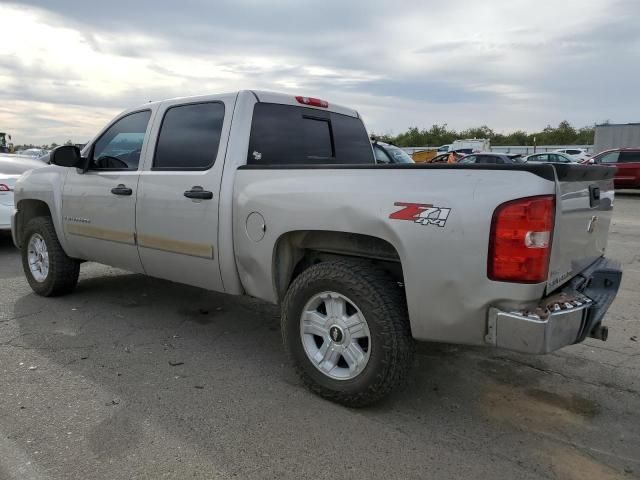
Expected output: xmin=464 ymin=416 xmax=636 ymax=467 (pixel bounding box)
xmin=133 ymin=90 xmax=360 ymax=118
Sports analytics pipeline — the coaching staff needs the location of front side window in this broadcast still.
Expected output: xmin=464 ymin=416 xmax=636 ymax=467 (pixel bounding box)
xmin=598 ymin=151 xmax=620 ymax=164
xmin=153 ymin=102 xmax=225 ymax=170
xmin=247 ymin=103 xmax=373 ymax=165
xmin=91 ymin=110 xmax=151 ymax=170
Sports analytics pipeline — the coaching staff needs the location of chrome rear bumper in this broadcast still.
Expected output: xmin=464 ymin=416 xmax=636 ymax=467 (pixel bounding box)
xmin=486 ymin=257 xmax=622 ymax=354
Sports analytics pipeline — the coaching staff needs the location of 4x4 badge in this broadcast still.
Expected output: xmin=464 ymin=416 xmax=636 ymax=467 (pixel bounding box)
xmin=389 ymin=202 xmax=451 ymax=228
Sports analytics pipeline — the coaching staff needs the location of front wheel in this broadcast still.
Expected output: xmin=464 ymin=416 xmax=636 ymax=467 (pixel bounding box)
xmin=21 ymin=216 xmax=80 ymax=296
xmin=282 ymin=260 xmax=414 ymax=407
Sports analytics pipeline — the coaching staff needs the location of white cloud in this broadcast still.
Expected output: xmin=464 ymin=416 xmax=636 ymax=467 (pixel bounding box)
xmin=0 ymin=0 xmax=638 ymax=145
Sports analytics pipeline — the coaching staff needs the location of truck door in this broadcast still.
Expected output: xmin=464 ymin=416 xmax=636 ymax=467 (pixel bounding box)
xmin=61 ymin=110 xmax=153 ymax=271
xmin=135 ymin=94 xmax=236 ymax=291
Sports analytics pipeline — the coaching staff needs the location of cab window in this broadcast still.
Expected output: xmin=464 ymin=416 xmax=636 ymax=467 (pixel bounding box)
xmin=247 ymin=103 xmax=373 ymax=165
xmin=90 ymin=111 xmax=151 ymax=170
xmin=598 ymin=152 xmax=620 ymax=164
xmin=153 ymin=102 xmax=225 ymax=170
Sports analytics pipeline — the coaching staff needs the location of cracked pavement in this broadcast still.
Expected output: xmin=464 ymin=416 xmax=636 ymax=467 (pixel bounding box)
xmin=0 ymin=192 xmax=639 ymax=480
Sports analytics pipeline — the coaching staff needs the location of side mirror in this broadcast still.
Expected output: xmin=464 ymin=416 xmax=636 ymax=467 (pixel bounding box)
xmin=51 ymin=145 xmax=82 ymax=168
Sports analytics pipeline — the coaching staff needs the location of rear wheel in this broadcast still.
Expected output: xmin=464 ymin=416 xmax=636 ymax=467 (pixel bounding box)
xmin=282 ymin=260 xmax=414 ymax=407
xmin=21 ymin=216 xmax=80 ymax=296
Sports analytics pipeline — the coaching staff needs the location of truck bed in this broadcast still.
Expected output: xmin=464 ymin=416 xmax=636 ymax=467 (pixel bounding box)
xmin=233 ymin=162 xmax=614 ymax=347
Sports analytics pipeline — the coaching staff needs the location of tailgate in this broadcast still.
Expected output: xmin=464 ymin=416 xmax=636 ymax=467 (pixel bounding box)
xmin=546 ymin=164 xmax=617 ymax=292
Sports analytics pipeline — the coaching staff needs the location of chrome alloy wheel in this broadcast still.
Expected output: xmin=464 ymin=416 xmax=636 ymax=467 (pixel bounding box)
xmin=27 ymin=233 xmax=49 ymax=282
xmin=300 ymin=291 xmax=371 ymax=380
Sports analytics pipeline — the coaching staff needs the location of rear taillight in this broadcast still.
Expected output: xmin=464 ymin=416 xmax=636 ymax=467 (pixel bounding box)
xmin=295 ymin=96 xmax=329 ymax=108
xmin=488 ymin=195 xmax=555 ymax=283
xmin=0 ymin=184 xmax=10 ymax=192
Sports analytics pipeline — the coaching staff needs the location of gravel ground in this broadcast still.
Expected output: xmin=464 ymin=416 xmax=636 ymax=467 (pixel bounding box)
xmin=0 ymin=192 xmax=639 ymax=480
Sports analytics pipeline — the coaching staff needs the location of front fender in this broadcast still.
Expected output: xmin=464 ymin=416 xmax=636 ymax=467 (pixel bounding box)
xmin=13 ymin=166 xmax=70 ymax=253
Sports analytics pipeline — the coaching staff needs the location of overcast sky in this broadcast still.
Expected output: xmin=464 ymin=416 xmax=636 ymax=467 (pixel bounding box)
xmin=1 ymin=0 xmax=639 ymax=145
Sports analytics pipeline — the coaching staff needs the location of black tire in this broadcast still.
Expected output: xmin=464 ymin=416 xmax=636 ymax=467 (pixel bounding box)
xmin=21 ymin=216 xmax=80 ymax=296
xmin=282 ymin=260 xmax=414 ymax=407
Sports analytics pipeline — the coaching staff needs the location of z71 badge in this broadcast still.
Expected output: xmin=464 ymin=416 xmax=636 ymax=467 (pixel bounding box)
xmin=389 ymin=202 xmax=451 ymax=228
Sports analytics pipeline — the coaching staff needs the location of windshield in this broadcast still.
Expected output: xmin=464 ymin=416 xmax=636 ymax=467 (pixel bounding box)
xmin=384 ymin=145 xmax=414 ymax=164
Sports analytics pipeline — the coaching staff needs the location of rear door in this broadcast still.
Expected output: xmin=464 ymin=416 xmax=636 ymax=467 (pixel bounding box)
xmin=546 ymin=165 xmax=616 ymax=292
xmin=135 ymin=94 xmax=236 ymax=291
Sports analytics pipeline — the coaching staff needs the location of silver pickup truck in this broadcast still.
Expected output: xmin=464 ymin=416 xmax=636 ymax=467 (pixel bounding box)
xmin=11 ymin=90 xmax=622 ymax=406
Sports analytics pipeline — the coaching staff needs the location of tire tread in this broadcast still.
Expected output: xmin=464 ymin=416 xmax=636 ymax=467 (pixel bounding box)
xmin=282 ymin=260 xmax=414 ymax=407
xmin=22 ymin=216 xmax=80 ymax=296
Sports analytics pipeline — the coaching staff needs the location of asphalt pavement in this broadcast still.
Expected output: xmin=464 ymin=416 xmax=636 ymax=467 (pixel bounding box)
xmin=1 ymin=192 xmax=639 ymax=480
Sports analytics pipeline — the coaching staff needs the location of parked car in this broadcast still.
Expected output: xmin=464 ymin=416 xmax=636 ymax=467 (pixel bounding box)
xmin=436 ymin=144 xmax=451 ymax=153
xmin=15 ymin=148 xmax=49 ymax=159
xmin=451 ymin=148 xmax=474 ymax=155
xmin=1 ymin=156 xmax=47 ymax=231
xmin=373 ymin=141 xmax=414 ymax=164
xmin=524 ymin=152 xmax=576 ymax=164
xmin=425 ymin=153 xmax=450 ymax=163
xmin=587 ymin=148 xmax=640 ymax=188
xmin=11 ymin=90 xmax=621 ymax=406
xmin=458 ymin=152 xmax=524 ymax=164
xmin=451 ymin=138 xmax=490 ymax=152
xmin=554 ymin=148 xmax=590 ymax=162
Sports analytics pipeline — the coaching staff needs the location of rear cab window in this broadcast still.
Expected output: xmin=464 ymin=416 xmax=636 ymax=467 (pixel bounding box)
xmin=247 ymin=103 xmax=373 ymax=165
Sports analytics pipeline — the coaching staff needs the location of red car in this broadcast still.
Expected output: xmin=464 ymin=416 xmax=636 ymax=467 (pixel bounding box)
xmin=586 ymin=148 xmax=640 ymax=188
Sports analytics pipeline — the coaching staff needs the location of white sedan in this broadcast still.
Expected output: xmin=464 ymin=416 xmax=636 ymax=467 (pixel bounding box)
xmin=0 ymin=155 xmax=47 ymax=231
xmin=554 ymin=148 xmax=591 ymax=162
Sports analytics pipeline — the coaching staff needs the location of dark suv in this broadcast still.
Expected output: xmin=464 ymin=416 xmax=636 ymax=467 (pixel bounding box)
xmin=588 ymin=148 xmax=640 ymax=189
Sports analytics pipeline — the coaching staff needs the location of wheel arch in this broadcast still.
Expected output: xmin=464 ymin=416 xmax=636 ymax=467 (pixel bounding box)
xmin=272 ymin=230 xmax=405 ymax=302
xmin=14 ymin=199 xmax=53 ymax=248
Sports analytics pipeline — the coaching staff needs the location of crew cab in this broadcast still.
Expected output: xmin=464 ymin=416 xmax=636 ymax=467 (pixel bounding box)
xmin=11 ymin=91 xmax=622 ymax=406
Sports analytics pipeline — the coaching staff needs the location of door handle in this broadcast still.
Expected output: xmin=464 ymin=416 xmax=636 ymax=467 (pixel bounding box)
xmin=184 ymin=186 xmax=213 ymax=200
xmin=589 ymin=185 xmax=600 ymax=208
xmin=111 ymin=184 xmax=133 ymax=196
